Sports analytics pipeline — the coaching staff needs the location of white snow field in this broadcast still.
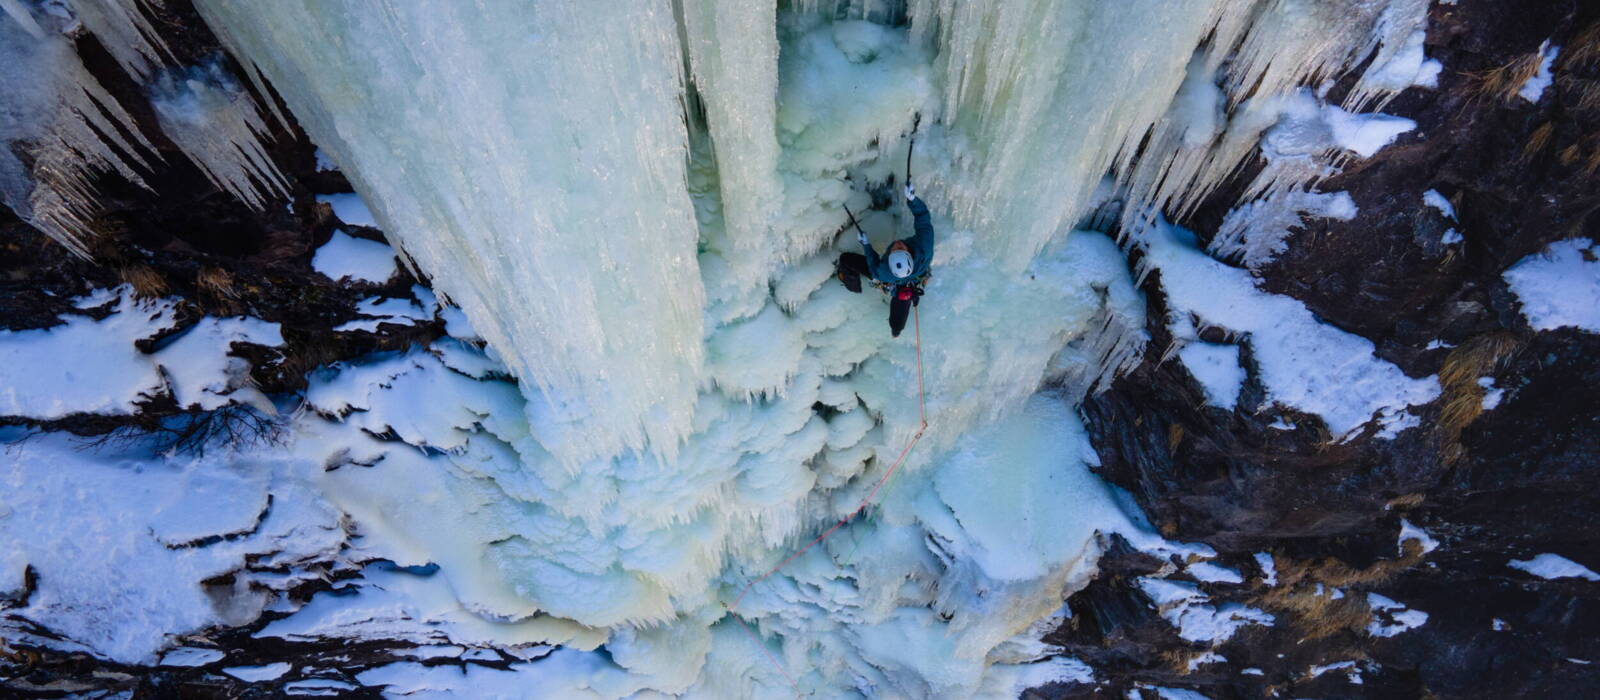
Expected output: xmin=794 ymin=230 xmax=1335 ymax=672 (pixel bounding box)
xmin=1 ymin=0 xmax=1447 ymax=696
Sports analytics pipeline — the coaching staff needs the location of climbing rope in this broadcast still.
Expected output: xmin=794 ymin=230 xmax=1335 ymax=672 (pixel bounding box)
xmin=726 ymin=305 xmax=928 ymax=696
xmin=725 ymin=117 xmax=927 ymax=696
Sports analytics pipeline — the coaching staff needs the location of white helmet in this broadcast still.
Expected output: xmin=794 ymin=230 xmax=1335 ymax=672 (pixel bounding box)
xmin=888 ymin=249 xmax=914 ymax=279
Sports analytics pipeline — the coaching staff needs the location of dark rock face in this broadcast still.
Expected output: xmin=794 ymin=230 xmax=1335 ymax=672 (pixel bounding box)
xmin=1059 ymin=1 xmax=1600 ymax=698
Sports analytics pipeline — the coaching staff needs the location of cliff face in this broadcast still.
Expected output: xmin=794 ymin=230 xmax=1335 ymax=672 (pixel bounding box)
xmin=1056 ymin=1 xmax=1600 ymax=697
xmin=2 ymin=1 xmax=1598 ymax=698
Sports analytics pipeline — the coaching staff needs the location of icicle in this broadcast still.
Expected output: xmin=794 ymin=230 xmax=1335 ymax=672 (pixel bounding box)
xmin=148 ymin=60 xmax=289 ymax=211
xmin=0 ymin=2 xmax=158 ymax=257
xmin=67 ymin=0 xmax=173 ymax=81
xmin=680 ymin=0 xmax=784 ymax=273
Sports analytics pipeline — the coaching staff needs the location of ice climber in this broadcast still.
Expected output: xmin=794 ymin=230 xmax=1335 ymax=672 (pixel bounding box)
xmin=836 ymin=181 xmax=935 ymax=337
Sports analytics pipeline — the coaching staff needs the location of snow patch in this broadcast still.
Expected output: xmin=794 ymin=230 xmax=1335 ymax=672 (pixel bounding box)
xmin=1178 ymin=343 xmax=1245 ymax=410
xmin=223 ymin=662 xmax=292 ymax=682
xmin=1503 ymin=238 xmax=1600 ymax=333
xmin=1367 ymin=593 xmax=1429 ymax=637
xmin=333 ymin=295 xmax=430 ymax=333
xmin=1517 ymin=41 xmax=1559 ymax=103
xmin=1138 ymin=577 xmax=1275 ymax=643
xmin=0 ymin=286 xmax=175 ymax=419
xmin=1423 ymin=189 xmax=1456 ymax=219
xmin=1478 ymin=377 xmax=1505 ymax=410
xmin=0 ymin=431 xmax=345 ymax=663
xmin=312 ymin=230 xmax=396 ymax=284
xmin=1187 ymin=561 xmax=1244 ymax=584
xmin=1255 ymin=552 xmax=1278 ymax=585
xmin=315 ymin=192 xmax=378 ymax=228
xmin=1139 ymin=220 xmax=1440 ymax=440
xmin=1398 ymin=519 xmax=1439 ymax=555
xmin=1309 ymin=660 xmax=1363 ymax=684
xmin=1187 ymin=651 xmax=1226 ymax=671
xmin=159 ymin=647 xmax=225 ymax=667
xmin=1324 ymin=106 xmax=1416 ymax=157
xmin=1508 ymin=553 xmax=1600 ymax=581
xmin=155 ymin=316 xmax=283 ymax=411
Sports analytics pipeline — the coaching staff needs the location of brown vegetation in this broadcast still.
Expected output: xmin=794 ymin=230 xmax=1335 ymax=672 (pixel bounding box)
xmin=1436 ymin=330 xmax=1522 ymax=463
xmin=197 ymin=265 xmax=244 ymax=314
xmin=118 ymin=264 xmax=169 ymax=298
xmin=1465 ymin=51 xmax=1549 ymax=105
xmin=1252 ymin=541 xmax=1427 ymax=642
xmin=1560 ymin=21 xmax=1600 ymax=72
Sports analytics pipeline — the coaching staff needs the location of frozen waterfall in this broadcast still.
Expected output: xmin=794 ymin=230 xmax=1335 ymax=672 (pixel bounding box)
xmin=6 ymin=0 xmax=1437 ymax=696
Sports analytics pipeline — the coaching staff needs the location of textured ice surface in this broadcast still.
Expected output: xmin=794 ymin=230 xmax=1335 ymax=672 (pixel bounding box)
xmin=194 ymin=0 xmax=1431 ymax=466
xmin=1503 ymin=238 xmax=1600 ymax=333
xmin=198 ymin=0 xmax=708 ymax=465
xmin=0 ymin=1 xmax=157 ymax=256
xmin=0 ymin=0 xmax=286 ymax=254
xmin=1212 ymin=189 xmax=1357 ymax=269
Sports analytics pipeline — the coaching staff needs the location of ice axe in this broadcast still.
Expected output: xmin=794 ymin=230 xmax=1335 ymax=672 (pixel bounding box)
xmin=843 ymin=203 xmax=868 ymax=239
xmin=905 ymin=112 xmax=920 ymax=185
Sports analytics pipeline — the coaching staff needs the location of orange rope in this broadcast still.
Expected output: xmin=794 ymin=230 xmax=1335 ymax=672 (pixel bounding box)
xmin=726 ymin=305 xmax=928 ymax=695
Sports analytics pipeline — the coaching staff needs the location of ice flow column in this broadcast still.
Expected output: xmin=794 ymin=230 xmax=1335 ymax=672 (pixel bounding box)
xmin=192 ymin=0 xmax=707 ymax=464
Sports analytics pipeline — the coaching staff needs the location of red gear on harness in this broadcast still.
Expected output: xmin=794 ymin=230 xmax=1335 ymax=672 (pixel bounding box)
xmin=896 ymin=286 xmax=914 ymax=301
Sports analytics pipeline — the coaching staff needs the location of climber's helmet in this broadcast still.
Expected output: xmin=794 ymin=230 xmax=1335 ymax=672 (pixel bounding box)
xmin=887 ymin=241 xmax=914 ymax=279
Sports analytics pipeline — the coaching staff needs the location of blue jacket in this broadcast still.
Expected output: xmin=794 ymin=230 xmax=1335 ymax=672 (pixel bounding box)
xmin=862 ymin=196 xmax=935 ymax=287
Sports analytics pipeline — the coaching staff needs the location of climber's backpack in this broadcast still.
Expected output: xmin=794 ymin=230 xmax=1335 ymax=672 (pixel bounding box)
xmin=836 ymin=252 xmax=869 ymax=294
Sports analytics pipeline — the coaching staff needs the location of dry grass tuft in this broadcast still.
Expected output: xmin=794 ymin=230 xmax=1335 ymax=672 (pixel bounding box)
xmin=1523 ymin=122 xmax=1556 ymax=161
xmin=118 ymin=264 xmax=169 ymax=299
xmin=1254 ymin=544 xmax=1426 ymax=641
xmin=1437 ymin=331 xmax=1522 ymax=462
xmin=1466 ymin=52 xmax=1549 ymax=105
xmin=196 ymin=266 xmax=243 ymax=314
xmin=1168 ymin=423 xmax=1185 ymax=453
xmin=1561 ymin=22 xmax=1600 ymax=72
xmin=1561 ymin=143 xmax=1584 ymax=166
xmin=1561 ymin=76 xmax=1600 ymax=112
xmin=1385 ymin=493 xmax=1425 ymax=510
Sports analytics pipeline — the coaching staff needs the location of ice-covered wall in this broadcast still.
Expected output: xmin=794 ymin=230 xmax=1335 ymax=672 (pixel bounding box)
xmin=5 ymin=0 xmax=1441 ymax=695
xmin=193 ymin=0 xmax=708 ymax=465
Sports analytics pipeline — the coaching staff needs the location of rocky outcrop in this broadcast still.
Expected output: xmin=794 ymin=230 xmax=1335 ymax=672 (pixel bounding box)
xmin=1060 ymin=1 xmax=1600 ymax=697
